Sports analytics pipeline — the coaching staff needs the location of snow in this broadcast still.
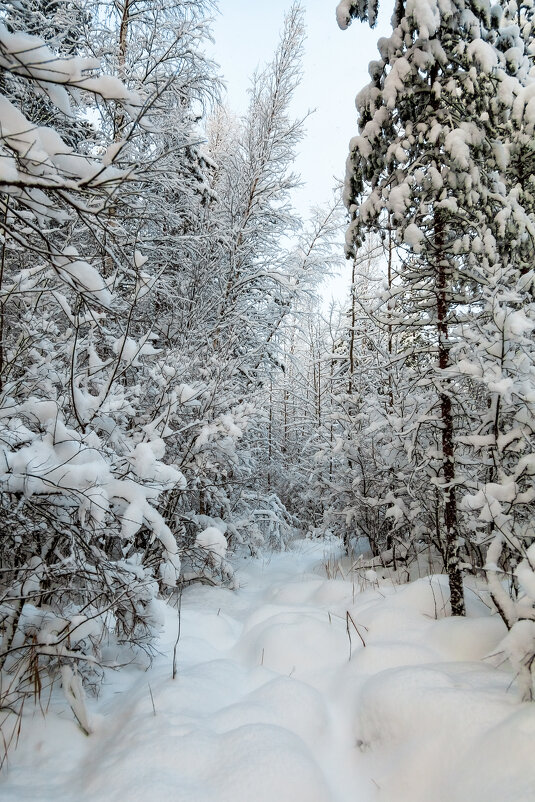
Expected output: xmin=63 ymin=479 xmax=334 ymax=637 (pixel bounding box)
xmin=196 ymin=526 xmax=228 ymax=565
xmin=0 ymin=23 xmax=140 ymax=105
xmin=382 ymin=57 xmax=412 ymax=109
xmin=466 ymin=39 xmax=499 ymax=73
xmin=405 ymin=0 xmax=441 ymax=38
xmin=403 ymin=222 xmax=425 ymax=251
xmin=388 ymin=182 xmax=411 ymax=218
xmin=112 ymin=335 xmax=161 ymax=365
xmin=444 ymin=127 xmax=471 ymax=170
xmin=336 ymin=1 xmax=355 ymax=30
xmin=54 ymin=248 xmax=112 ymax=305
xmin=1 ymin=539 xmax=534 ymax=801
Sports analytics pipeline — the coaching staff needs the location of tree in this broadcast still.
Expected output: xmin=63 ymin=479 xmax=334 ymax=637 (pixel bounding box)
xmin=0 ymin=0 xmax=220 ymax=738
xmin=159 ymin=3 xmax=333 ymax=542
xmin=336 ymin=0 xmax=535 ymax=615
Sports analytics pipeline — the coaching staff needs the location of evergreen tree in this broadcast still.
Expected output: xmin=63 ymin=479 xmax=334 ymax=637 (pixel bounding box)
xmin=336 ymin=0 xmax=535 ymax=615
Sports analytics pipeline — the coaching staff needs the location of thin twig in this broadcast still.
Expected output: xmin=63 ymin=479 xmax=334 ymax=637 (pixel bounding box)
xmin=172 ymin=587 xmax=183 ymax=680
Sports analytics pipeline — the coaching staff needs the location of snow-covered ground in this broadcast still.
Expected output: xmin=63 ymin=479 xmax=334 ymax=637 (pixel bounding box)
xmin=2 ymin=538 xmax=535 ymax=801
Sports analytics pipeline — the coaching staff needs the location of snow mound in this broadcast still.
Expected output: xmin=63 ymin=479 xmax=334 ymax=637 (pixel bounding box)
xmin=195 ymin=526 xmax=228 ymax=565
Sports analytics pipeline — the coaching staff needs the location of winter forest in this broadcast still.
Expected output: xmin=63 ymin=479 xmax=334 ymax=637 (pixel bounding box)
xmin=1 ymin=0 xmax=535 ymax=798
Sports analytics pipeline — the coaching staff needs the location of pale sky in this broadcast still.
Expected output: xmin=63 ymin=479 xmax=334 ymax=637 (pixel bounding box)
xmin=208 ymin=0 xmax=392 ymax=300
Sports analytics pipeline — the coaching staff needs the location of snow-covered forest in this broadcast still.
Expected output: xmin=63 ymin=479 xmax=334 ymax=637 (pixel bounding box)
xmin=1 ymin=0 xmax=535 ymax=798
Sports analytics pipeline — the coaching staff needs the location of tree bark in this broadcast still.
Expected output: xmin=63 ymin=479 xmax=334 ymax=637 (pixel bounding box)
xmin=435 ymin=209 xmax=465 ymax=615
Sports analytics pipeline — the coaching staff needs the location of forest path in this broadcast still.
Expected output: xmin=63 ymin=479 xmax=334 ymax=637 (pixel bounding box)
xmin=2 ymin=539 xmax=375 ymax=802
xmin=2 ymin=538 xmax=533 ymax=802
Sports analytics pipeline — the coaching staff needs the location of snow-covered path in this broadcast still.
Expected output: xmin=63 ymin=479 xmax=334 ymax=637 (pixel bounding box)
xmin=2 ymin=539 xmax=535 ymax=801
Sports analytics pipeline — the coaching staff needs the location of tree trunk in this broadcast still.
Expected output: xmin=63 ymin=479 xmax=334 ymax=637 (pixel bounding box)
xmin=435 ymin=209 xmax=465 ymax=615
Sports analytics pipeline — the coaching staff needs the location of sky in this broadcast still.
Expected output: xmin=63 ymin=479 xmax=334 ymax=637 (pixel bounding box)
xmin=207 ymin=0 xmax=392 ymax=301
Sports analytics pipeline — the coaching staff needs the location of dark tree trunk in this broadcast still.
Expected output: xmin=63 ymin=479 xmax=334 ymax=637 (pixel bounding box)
xmin=435 ymin=210 xmax=465 ymax=616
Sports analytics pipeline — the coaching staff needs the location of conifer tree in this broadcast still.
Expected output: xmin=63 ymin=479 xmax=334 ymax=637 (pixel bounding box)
xmin=336 ymin=0 xmax=533 ymax=614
